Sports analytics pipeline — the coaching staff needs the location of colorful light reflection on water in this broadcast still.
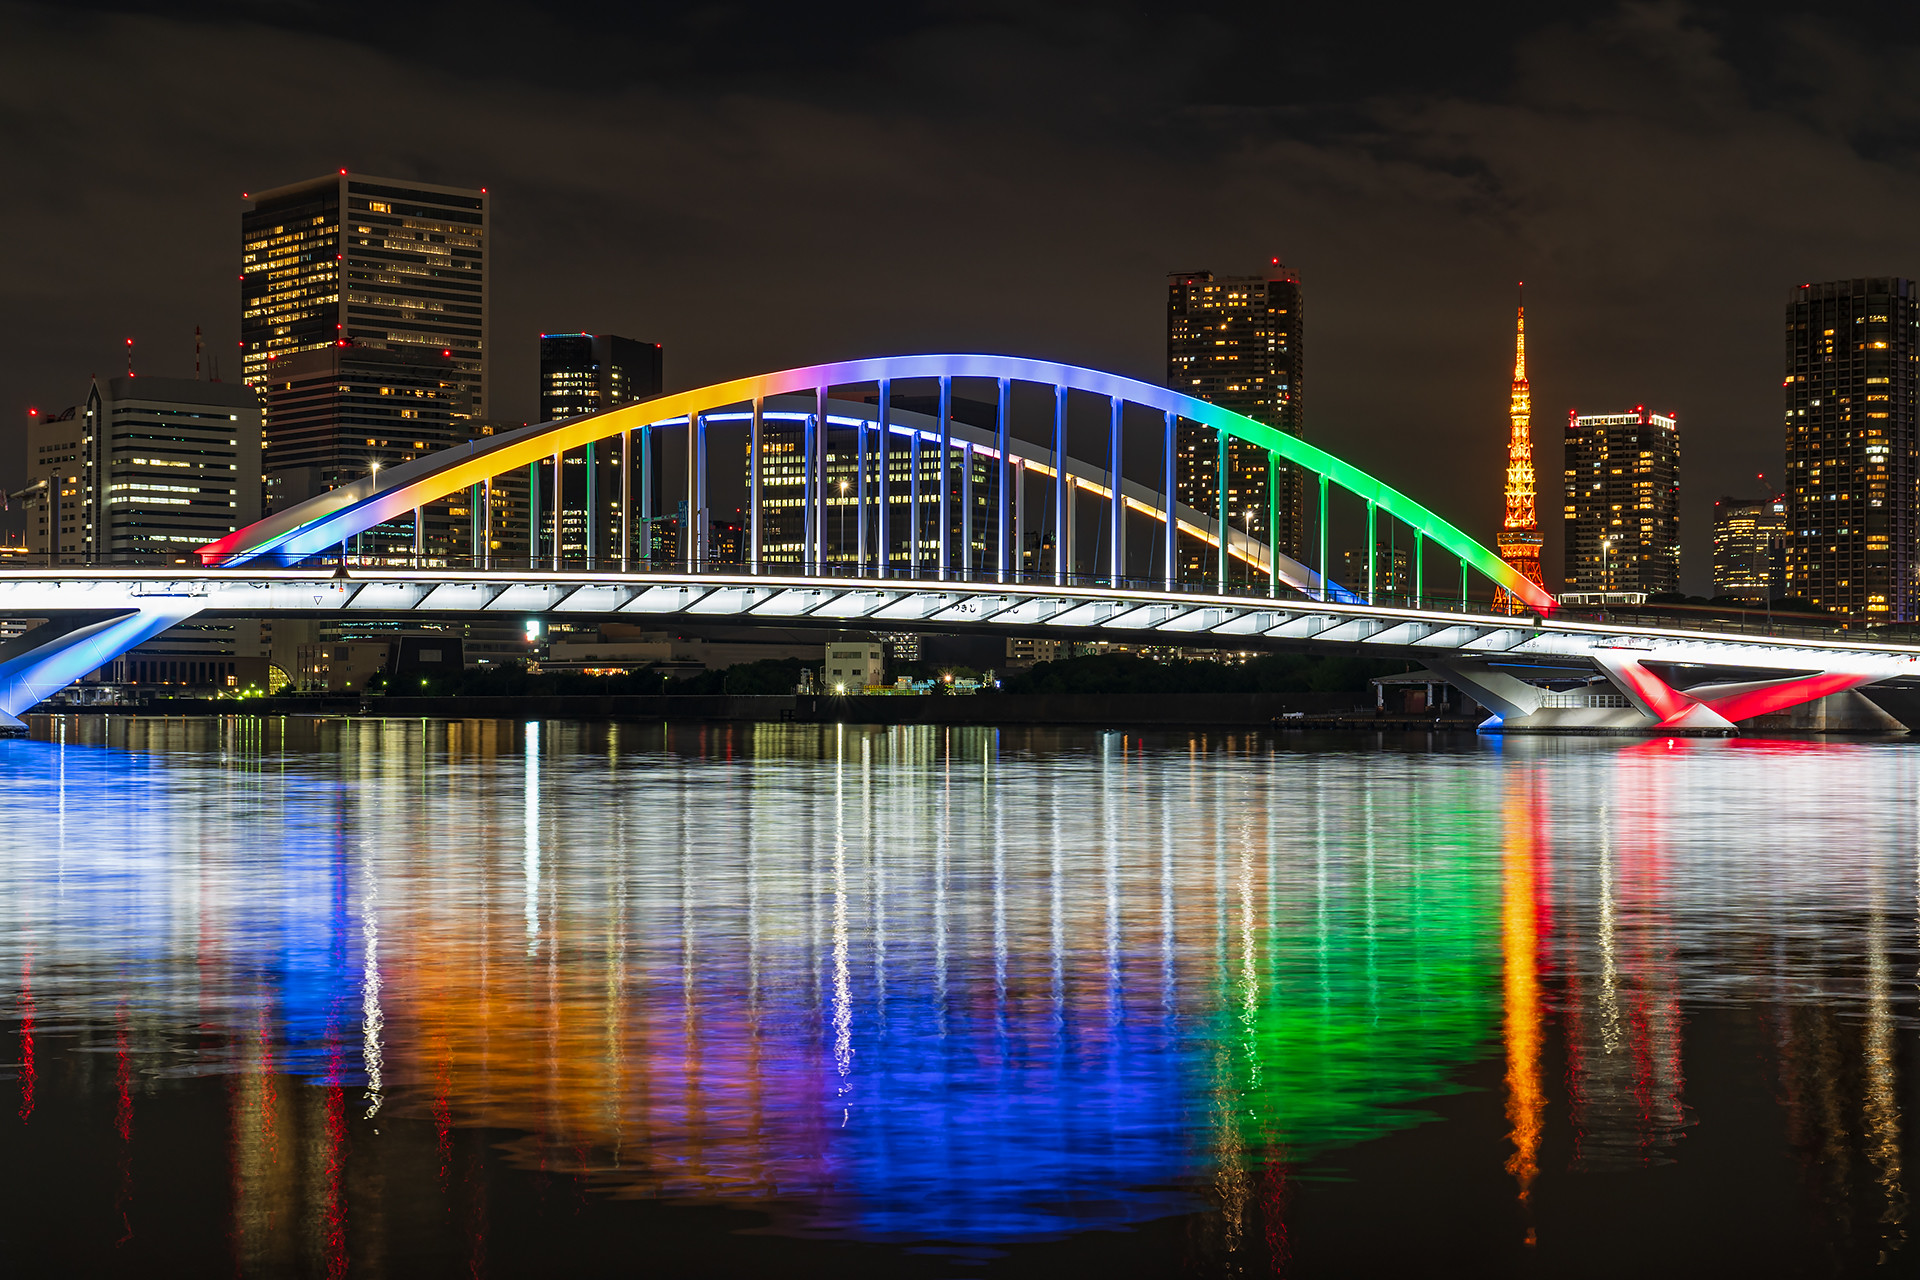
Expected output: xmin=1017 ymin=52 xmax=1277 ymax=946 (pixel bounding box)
xmin=3 ymin=717 xmax=1920 ymax=1275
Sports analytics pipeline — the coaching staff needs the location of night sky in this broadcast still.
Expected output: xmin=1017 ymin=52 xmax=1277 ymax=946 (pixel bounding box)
xmin=5 ymin=0 xmax=1920 ymax=592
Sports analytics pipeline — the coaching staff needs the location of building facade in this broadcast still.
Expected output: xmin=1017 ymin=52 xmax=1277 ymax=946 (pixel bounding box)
xmin=1561 ymin=407 xmax=1681 ymax=595
xmin=753 ymin=399 xmax=987 ymax=573
xmin=1783 ymin=278 xmax=1920 ymax=618
xmin=1166 ymin=263 xmax=1304 ymax=580
xmin=538 ymin=333 xmax=662 ymax=422
xmin=1712 ymin=494 xmax=1786 ymax=603
xmin=538 ymin=333 xmax=663 ymax=565
xmin=260 ymin=345 xmax=467 ymax=559
xmin=1341 ymin=546 xmax=1411 ymax=598
xmin=15 ymin=377 xmax=266 ymax=689
xmin=19 ymin=405 xmax=88 ymax=560
xmin=242 ymin=172 xmax=488 ymax=419
xmin=85 ymin=376 xmax=263 ymax=563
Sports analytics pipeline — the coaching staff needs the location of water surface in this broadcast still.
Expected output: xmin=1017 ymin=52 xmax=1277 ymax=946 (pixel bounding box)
xmin=2 ymin=716 xmax=1916 ymax=1276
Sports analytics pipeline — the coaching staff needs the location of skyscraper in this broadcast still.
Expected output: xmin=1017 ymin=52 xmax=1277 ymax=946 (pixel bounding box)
xmin=241 ymin=172 xmax=488 ymax=419
xmin=260 ymin=345 xmax=463 ymax=557
xmin=538 ymin=333 xmax=662 ymax=422
xmin=537 ymin=334 xmax=664 ymax=565
xmin=1166 ymin=262 xmax=1304 ymax=580
xmin=1498 ymin=295 xmax=1543 ymax=599
xmin=1712 ymin=494 xmax=1785 ymax=602
xmin=1783 ymin=278 xmax=1920 ymax=618
xmin=1561 ymin=407 xmax=1680 ymax=595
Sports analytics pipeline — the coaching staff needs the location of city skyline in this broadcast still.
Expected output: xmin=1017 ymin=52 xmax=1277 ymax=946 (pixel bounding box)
xmin=8 ymin=4 xmax=1920 ymax=597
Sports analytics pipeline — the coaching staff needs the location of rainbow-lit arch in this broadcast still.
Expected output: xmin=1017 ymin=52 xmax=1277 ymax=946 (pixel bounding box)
xmin=200 ymin=353 xmax=1553 ymax=612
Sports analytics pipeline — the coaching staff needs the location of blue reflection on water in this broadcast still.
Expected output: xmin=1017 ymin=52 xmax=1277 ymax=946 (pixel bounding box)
xmin=8 ymin=717 xmax=1912 ymax=1257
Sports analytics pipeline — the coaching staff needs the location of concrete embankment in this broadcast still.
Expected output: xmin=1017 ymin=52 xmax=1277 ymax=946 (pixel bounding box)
xmin=38 ymin=690 xmax=1382 ymax=729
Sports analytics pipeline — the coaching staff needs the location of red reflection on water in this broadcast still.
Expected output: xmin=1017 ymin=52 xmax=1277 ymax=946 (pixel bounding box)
xmin=17 ymin=952 xmax=33 ymax=1124
xmin=115 ymin=1002 xmax=133 ymax=1245
xmin=1260 ymin=1133 xmax=1292 ymax=1275
xmin=324 ymin=1047 xmax=348 ymax=1280
xmin=435 ymin=1045 xmax=454 ymax=1190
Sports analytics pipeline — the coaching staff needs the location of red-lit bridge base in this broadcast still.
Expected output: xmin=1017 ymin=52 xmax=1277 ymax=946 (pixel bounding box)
xmin=1590 ymin=654 xmax=1876 ymax=732
xmin=1426 ymin=655 xmax=1902 ymax=734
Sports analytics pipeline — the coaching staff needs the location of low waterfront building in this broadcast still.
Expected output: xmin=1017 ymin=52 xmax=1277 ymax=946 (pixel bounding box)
xmin=824 ymin=642 xmax=885 ymax=693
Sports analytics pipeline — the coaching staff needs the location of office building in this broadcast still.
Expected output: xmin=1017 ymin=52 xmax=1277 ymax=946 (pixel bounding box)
xmin=19 ymin=404 xmax=87 ymax=560
xmin=1561 ymin=407 xmax=1680 ymax=595
xmin=81 ymin=376 xmax=263 ymax=563
xmin=262 ymin=345 xmax=463 ymax=481
xmin=259 ymin=343 xmax=468 ymax=556
xmin=1167 ymin=262 xmax=1304 ymax=580
xmin=260 ymin=345 xmax=466 ymax=559
xmin=1712 ymin=494 xmax=1786 ymax=602
xmin=16 ymin=376 xmax=266 ymax=688
xmin=538 ymin=333 xmax=662 ymax=422
xmin=44 ymin=375 xmax=267 ymax=688
xmin=538 ymin=333 xmax=663 ymax=564
xmin=241 ymin=172 xmax=488 ymax=419
xmin=1783 ymin=278 xmax=1920 ymax=617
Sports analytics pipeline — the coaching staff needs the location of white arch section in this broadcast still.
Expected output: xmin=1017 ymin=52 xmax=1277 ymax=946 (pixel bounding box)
xmin=199 ymin=353 xmax=1552 ymax=612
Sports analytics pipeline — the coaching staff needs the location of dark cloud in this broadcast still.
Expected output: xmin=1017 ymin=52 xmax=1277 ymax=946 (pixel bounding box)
xmin=4 ymin=0 xmax=1920 ymax=590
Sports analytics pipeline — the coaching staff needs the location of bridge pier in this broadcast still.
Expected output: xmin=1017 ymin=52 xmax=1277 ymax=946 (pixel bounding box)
xmin=1423 ymin=653 xmax=1909 ymax=735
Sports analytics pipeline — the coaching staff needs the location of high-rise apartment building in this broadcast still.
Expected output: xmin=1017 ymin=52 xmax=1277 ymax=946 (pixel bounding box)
xmin=1712 ymin=494 xmax=1786 ymax=603
xmin=1166 ymin=262 xmax=1304 ymax=580
xmin=1783 ymin=278 xmax=1920 ymax=618
xmin=1561 ymin=407 xmax=1680 ymax=595
xmin=538 ymin=333 xmax=662 ymax=422
xmin=241 ymin=172 xmax=488 ymax=419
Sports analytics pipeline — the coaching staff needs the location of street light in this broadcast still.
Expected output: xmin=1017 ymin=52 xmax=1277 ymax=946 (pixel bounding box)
xmin=1600 ymin=536 xmax=1614 ymax=621
xmin=355 ymin=459 xmax=381 ymax=565
xmin=838 ymin=478 xmax=849 ymax=571
xmin=1246 ymin=507 xmax=1257 ymax=593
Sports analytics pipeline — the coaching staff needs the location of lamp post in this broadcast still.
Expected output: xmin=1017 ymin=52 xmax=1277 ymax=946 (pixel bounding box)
xmin=1246 ymin=507 xmax=1257 ymax=595
xmin=360 ymin=459 xmax=381 ymax=566
xmin=1601 ymin=535 xmax=1613 ymax=622
xmin=838 ymin=478 xmax=848 ymax=573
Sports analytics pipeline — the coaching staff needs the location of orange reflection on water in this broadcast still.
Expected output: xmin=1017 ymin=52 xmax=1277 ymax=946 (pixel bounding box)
xmin=1502 ymin=770 xmax=1546 ymax=1239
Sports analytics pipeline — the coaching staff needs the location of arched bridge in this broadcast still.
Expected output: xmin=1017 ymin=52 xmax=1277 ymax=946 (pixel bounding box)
xmin=3 ymin=354 xmax=1918 ymax=733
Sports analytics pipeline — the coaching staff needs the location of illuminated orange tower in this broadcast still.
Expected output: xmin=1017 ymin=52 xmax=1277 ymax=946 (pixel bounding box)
xmin=1498 ymin=286 xmax=1544 ymax=601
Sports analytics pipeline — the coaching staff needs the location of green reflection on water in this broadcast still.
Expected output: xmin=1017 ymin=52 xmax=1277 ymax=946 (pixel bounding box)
xmin=1216 ymin=776 xmax=1505 ymax=1164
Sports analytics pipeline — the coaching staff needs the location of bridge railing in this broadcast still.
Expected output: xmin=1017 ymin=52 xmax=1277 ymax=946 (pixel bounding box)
xmin=0 ymin=549 xmax=1895 ymax=644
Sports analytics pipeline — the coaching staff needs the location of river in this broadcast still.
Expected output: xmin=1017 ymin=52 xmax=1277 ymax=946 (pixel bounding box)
xmin=1 ymin=716 xmax=1914 ymax=1276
